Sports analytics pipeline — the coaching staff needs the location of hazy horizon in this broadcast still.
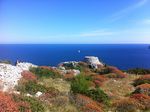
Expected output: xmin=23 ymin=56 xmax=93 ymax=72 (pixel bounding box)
xmin=0 ymin=0 xmax=150 ymax=44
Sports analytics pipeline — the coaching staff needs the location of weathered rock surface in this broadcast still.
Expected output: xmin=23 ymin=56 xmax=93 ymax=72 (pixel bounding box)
xmin=16 ymin=62 xmax=37 ymax=71
xmin=59 ymin=61 xmax=78 ymax=68
xmin=35 ymin=91 xmax=43 ymax=97
xmin=0 ymin=62 xmax=37 ymax=91
xmin=84 ymin=56 xmax=104 ymax=69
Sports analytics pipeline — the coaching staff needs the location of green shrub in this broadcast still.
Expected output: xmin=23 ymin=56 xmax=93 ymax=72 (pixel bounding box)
xmin=17 ymin=81 xmax=47 ymax=95
xmin=71 ymin=74 xmax=90 ymax=94
xmin=133 ymin=75 xmax=150 ymax=87
xmin=30 ymin=67 xmax=59 ymax=78
xmin=86 ymin=88 xmax=109 ymax=104
xmin=133 ymin=80 xmax=150 ymax=87
xmin=13 ymin=94 xmax=45 ymax=112
xmin=126 ymin=68 xmax=150 ymax=75
xmin=71 ymin=74 xmax=109 ymax=104
xmin=0 ymin=60 xmax=12 ymax=64
xmin=24 ymin=96 xmax=45 ymax=112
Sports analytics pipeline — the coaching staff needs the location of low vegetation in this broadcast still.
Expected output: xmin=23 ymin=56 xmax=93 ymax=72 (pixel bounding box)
xmin=0 ymin=60 xmax=12 ymax=64
xmin=1 ymin=61 xmax=150 ymax=112
xmin=127 ymin=68 xmax=150 ymax=75
xmin=133 ymin=75 xmax=150 ymax=86
xmin=29 ymin=67 xmax=61 ymax=78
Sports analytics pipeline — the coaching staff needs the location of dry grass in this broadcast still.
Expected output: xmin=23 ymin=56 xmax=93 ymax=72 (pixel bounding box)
xmin=38 ymin=78 xmax=70 ymax=94
xmin=48 ymin=103 xmax=79 ymax=112
xmin=37 ymin=78 xmax=80 ymax=112
xmin=101 ymin=74 xmax=140 ymax=101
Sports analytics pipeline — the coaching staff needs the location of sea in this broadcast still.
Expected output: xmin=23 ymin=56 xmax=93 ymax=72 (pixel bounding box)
xmin=0 ymin=44 xmax=150 ymax=70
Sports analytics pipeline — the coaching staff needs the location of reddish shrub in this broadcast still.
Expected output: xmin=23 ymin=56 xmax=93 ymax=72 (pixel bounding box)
xmin=74 ymin=94 xmax=103 ymax=112
xmin=93 ymin=80 xmax=103 ymax=87
xmin=0 ymin=92 xmax=19 ymax=112
xmin=113 ymin=98 xmax=144 ymax=112
xmin=40 ymin=88 xmax=60 ymax=103
xmin=21 ymin=71 xmax=37 ymax=81
xmin=40 ymin=66 xmax=61 ymax=76
xmin=133 ymin=84 xmax=150 ymax=96
xmin=133 ymin=75 xmax=150 ymax=86
xmin=140 ymin=75 xmax=150 ymax=79
xmin=40 ymin=66 xmax=59 ymax=73
xmin=83 ymin=103 xmax=103 ymax=112
xmin=108 ymin=66 xmax=127 ymax=78
xmin=64 ymin=73 xmax=75 ymax=80
xmin=92 ymin=75 xmax=107 ymax=87
xmin=17 ymin=101 xmax=31 ymax=112
xmin=92 ymin=75 xmax=107 ymax=82
xmin=131 ymin=94 xmax=150 ymax=109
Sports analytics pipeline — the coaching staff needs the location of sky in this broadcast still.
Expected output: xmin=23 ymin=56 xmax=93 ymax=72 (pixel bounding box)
xmin=0 ymin=0 xmax=150 ymax=44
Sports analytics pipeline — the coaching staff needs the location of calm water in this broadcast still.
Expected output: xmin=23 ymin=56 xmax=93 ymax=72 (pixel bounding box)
xmin=0 ymin=44 xmax=150 ymax=70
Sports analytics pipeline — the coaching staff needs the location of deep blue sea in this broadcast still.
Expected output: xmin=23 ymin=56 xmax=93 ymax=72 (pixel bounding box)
xmin=0 ymin=44 xmax=150 ymax=70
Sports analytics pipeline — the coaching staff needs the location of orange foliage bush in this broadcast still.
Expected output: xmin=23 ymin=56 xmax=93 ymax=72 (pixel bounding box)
xmin=131 ymin=94 xmax=150 ymax=109
xmin=93 ymin=80 xmax=103 ymax=87
xmin=21 ymin=71 xmax=37 ymax=81
xmin=113 ymin=98 xmax=144 ymax=112
xmin=40 ymin=88 xmax=59 ymax=104
xmin=140 ymin=75 xmax=150 ymax=79
xmin=0 ymin=92 xmax=19 ymax=112
xmin=64 ymin=73 xmax=75 ymax=80
xmin=108 ymin=66 xmax=127 ymax=78
xmin=92 ymin=75 xmax=107 ymax=82
xmin=17 ymin=101 xmax=31 ymax=112
xmin=133 ymin=75 xmax=150 ymax=86
xmin=74 ymin=94 xmax=103 ymax=112
xmin=92 ymin=75 xmax=107 ymax=87
xmin=84 ymin=103 xmax=103 ymax=112
xmin=134 ymin=84 xmax=150 ymax=96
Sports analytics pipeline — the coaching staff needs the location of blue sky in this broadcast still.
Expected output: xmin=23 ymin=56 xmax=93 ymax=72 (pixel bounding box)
xmin=0 ymin=0 xmax=150 ymax=44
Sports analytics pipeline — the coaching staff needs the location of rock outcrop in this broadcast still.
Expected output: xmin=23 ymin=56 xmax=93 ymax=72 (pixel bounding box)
xmin=16 ymin=62 xmax=37 ymax=71
xmin=59 ymin=61 xmax=78 ymax=68
xmin=84 ymin=56 xmax=104 ymax=69
xmin=0 ymin=62 xmax=37 ymax=91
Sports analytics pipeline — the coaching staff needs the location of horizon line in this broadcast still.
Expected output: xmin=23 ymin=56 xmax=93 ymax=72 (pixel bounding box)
xmin=0 ymin=43 xmax=149 ymax=45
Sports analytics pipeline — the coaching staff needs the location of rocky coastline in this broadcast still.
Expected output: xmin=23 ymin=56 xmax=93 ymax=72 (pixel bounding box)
xmin=0 ymin=56 xmax=149 ymax=112
xmin=0 ymin=56 xmax=102 ymax=92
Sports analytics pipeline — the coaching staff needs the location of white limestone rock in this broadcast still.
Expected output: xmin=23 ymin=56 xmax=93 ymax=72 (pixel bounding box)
xmin=0 ymin=63 xmax=22 ymax=91
xmin=0 ymin=62 xmax=38 ymax=92
xmin=26 ymin=93 xmax=33 ymax=97
xmin=72 ymin=69 xmax=80 ymax=76
xmin=35 ymin=91 xmax=43 ymax=97
xmin=84 ymin=56 xmax=104 ymax=69
xmin=16 ymin=62 xmax=37 ymax=71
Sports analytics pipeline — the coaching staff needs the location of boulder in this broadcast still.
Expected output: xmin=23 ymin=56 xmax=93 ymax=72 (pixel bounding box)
xmin=72 ymin=69 xmax=80 ymax=76
xmin=59 ymin=61 xmax=78 ymax=69
xmin=0 ymin=63 xmax=22 ymax=91
xmin=35 ymin=91 xmax=43 ymax=97
xmin=61 ymin=69 xmax=80 ymax=76
xmin=84 ymin=56 xmax=104 ymax=69
xmin=0 ymin=62 xmax=37 ymax=92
